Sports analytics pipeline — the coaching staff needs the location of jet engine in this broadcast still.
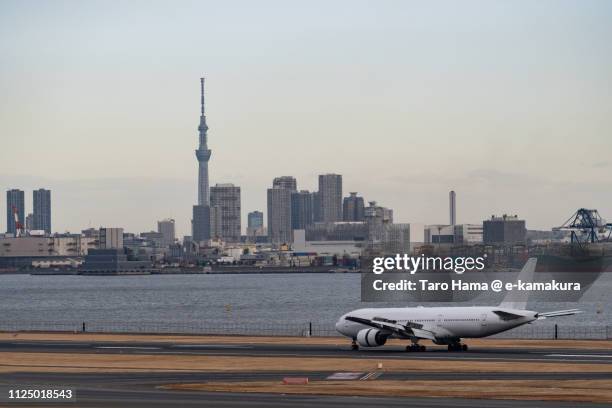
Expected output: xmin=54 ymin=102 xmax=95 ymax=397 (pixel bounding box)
xmin=356 ymin=328 xmax=388 ymax=347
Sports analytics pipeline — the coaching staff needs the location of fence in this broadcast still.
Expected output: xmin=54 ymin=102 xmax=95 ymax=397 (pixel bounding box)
xmin=1 ymin=320 xmax=611 ymax=340
xmin=0 ymin=320 xmax=336 ymax=337
xmin=491 ymin=324 xmax=612 ymax=340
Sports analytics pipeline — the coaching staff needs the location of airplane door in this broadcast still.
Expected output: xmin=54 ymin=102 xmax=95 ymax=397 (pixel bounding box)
xmin=437 ymin=314 xmax=443 ymax=326
xmin=481 ymin=313 xmax=487 ymax=326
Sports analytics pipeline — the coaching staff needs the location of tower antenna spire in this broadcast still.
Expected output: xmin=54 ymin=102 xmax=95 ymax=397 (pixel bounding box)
xmin=200 ymin=77 xmax=205 ymax=115
xmin=195 ymin=76 xmax=211 ymax=208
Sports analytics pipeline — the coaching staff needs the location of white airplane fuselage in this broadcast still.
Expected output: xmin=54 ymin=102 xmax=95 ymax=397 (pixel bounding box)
xmin=336 ymin=306 xmax=538 ymax=344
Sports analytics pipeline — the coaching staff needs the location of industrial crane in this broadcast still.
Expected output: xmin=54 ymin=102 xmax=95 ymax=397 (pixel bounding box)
xmin=554 ymin=208 xmax=612 ymax=246
xmin=12 ymin=205 xmax=24 ymax=237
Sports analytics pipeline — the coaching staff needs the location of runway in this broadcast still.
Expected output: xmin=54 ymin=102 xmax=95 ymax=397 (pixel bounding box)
xmin=1 ymin=336 xmax=611 ymax=407
xmin=1 ymin=338 xmax=612 ymax=363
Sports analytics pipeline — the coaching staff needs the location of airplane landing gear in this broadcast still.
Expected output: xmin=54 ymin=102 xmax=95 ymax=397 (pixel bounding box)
xmin=405 ymin=344 xmax=426 ymax=352
xmin=447 ymin=342 xmax=468 ymax=352
xmin=351 ymin=340 xmax=359 ymax=351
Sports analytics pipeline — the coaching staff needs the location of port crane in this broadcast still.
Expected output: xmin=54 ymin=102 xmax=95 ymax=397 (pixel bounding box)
xmin=554 ymin=208 xmax=612 ymax=246
xmin=12 ymin=205 xmax=24 ymax=237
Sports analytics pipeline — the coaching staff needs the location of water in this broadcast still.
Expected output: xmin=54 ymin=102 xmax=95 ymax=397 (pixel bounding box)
xmin=0 ymin=273 xmax=609 ymax=335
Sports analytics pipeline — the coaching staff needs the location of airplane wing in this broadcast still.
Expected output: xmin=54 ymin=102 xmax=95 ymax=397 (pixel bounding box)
xmin=344 ymin=315 xmax=437 ymax=341
xmin=537 ymin=309 xmax=581 ymax=319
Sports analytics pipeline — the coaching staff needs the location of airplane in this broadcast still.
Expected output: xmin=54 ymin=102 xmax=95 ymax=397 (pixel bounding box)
xmin=335 ymin=258 xmax=581 ymax=351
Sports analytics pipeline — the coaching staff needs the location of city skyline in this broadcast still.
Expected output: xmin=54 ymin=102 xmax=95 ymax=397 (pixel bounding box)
xmin=1 ymin=1 xmax=612 ymax=236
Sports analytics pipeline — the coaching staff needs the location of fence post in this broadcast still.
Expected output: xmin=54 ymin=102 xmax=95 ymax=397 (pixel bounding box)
xmin=82 ymin=321 xmax=86 ymax=333
xmin=554 ymin=324 xmax=558 ymax=340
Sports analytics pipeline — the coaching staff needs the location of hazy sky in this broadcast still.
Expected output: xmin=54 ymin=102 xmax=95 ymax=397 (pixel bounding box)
xmin=1 ymin=0 xmax=611 ymax=237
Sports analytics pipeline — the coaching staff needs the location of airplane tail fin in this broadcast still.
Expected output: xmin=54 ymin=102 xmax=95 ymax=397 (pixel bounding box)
xmin=499 ymin=257 xmax=537 ymax=309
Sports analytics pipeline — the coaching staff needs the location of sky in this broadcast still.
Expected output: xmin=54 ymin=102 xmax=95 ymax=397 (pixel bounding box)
xmin=1 ymin=0 xmax=611 ymax=237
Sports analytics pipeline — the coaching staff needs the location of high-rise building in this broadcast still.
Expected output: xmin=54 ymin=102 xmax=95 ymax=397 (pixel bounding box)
xmin=99 ymin=227 xmax=124 ymax=249
xmin=157 ymin=218 xmax=176 ymax=246
xmin=272 ymin=176 xmax=297 ymax=191
xmin=291 ymin=190 xmax=313 ymax=230
xmin=192 ymin=205 xmax=211 ymax=242
xmin=267 ymin=187 xmax=292 ymax=244
xmin=210 ymin=183 xmax=241 ymax=242
xmin=209 ymin=206 xmax=222 ymax=239
xmin=449 ymin=190 xmax=456 ymax=225
xmin=311 ymin=191 xmax=322 ymax=222
xmin=318 ymin=174 xmax=342 ymax=222
xmin=267 ymin=177 xmax=297 ymax=245
xmin=33 ymin=188 xmax=52 ymax=234
xmin=248 ymin=211 xmax=264 ymax=230
xmin=343 ymin=192 xmax=365 ymax=222
xmin=247 ymin=211 xmax=265 ymax=241
xmin=192 ymin=77 xmax=212 ymax=241
xmin=25 ymin=213 xmax=34 ymax=232
xmin=6 ymin=189 xmax=25 ymax=235
xmin=364 ymin=201 xmax=394 ymax=242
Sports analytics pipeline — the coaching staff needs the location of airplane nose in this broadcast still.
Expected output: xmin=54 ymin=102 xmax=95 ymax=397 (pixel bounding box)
xmin=335 ymin=317 xmax=346 ymax=335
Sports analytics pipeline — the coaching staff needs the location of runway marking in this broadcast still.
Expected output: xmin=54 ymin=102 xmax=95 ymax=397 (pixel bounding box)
xmin=10 ymin=342 xmax=92 ymax=346
xmin=327 ymin=372 xmax=363 ymax=380
xmin=91 ymin=350 xmax=612 ymax=363
xmin=546 ymin=354 xmax=612 ymax=358
xmin=171 ymin=344 xmax=252 ymax=349
xmin=96 ymin=346 xmax=161 ymax=350
xmin=360 ymin=372 xmax=382 ymax=380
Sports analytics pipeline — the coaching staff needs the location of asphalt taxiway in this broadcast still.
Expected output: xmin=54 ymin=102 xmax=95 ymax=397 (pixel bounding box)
xmin=1 ymin=337 xmax=611 ymax=407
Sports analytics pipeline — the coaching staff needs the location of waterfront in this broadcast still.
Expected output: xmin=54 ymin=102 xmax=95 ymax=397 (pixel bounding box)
xmin=0 ymin=273 xmax=610 ymax=336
